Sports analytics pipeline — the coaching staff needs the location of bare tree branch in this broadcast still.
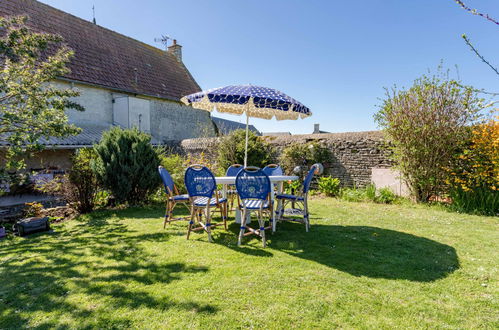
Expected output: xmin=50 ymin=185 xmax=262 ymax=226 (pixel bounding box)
xmin=454 ymin=0 xmax=499 ymax=26
xmin=462 ymin=34 xmax=499 ymax=76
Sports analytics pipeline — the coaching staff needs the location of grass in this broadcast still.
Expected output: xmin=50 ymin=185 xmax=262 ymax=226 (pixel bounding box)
xmin=0 ymin=198 xmax=497 ymax=329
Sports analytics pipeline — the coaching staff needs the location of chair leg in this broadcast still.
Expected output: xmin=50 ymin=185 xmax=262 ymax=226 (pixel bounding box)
xmin=304 ymin=201 xmax=309 ymax=232
xmin=206 ymin=205 xmax=213 ymax=243
xmin=187 ymin=205 xmax=195 ymax=240
xmin=238 ymin=208 xmax=247 ymax=247
xmin=163 ymin=200 xmax=169 ymax=229
xmin=223 ymin=202 xmax=228 ymax=230
xmin=258 ymin=209 xmax=266 ymax=248
xmin=169 ymin=201 xmax=175 ymax=222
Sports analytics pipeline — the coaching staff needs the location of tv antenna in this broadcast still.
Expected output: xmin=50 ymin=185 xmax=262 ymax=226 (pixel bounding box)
xmin=92 ymin=5 xmax=96 ymax=24
xmin=154 ymin=35 xmax=172 ymax=49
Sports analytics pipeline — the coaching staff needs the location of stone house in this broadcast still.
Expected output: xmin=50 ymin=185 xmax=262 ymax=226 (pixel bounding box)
xmin=0 ymin=0 xmax=218 ymax=170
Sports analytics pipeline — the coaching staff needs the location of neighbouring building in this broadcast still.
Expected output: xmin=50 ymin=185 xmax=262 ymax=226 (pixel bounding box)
xmin=211 ymin=117 xmax=260 ymax=136
xmin=0 ymin=0 xmax=224 ymax=170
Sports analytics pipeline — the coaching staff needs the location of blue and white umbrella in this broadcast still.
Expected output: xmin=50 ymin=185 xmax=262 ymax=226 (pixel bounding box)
xmin=181 ymin=85 xmax=312 ymax=166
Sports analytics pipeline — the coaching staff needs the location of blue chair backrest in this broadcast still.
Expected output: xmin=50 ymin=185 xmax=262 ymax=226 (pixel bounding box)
xmin=236 ymin=167 xmax=271 ymax=201
xmin=263 ymin=164 xmax=283 ymax=176
xmin=226 ymin=164 xmax=243 ymax=177
xmin=303 ymin=165 xmax=317 ymax=194
xmin=184 ymin=165 xmax=216 ymax=198
xmin=158 ymin=166 xmax=174 ymax=194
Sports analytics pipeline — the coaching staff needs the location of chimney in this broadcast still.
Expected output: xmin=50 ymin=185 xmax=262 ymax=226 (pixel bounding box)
xmin=167 ymin=39 xmax=182 ymax=62
xmin=313 ymin=123 xmax=320 ymax=134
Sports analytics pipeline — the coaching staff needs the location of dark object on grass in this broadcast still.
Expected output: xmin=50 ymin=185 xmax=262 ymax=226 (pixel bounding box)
xmin=14 ymin=217 xmax=50 ymax=236
xmin=0 ymin=226 xmax=5 ymax=239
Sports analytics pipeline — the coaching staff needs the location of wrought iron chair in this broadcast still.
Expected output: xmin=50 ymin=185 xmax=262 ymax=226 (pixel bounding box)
xmin=226 ymin=164 xmax=243 ymax=211
xmin=275 ymin=165 xmax=318 ymax=232
xmin=235 ymin=167 xmax=273 ymax=248
xmin=158 ymin=166 xmax=190 ymax=228
xmin=263 ymin=164 xmax=283 ymax=176
xmin=184 ymin=165 xmax=228 ymax=242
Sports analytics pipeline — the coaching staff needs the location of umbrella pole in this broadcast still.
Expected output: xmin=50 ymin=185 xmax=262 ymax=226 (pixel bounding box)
xmin=244 ymin=110 xmax=249 ymax=168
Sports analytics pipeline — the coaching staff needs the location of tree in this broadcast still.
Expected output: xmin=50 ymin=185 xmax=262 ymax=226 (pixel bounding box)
xmin=0 ymin=16 xmax=83 ymax=170
xmin=375 ymin=70 xmax=486 ymax=202
xmin=92 ymin=127 xmax=161 ymax=205
xmin=217 ymin=129 xmax=276 ymax=170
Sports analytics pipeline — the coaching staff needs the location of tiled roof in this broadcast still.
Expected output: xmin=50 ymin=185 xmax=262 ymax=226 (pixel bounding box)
xmin=0 ymin=124 xmax=162 ymax=147
xmin=211 ymin=117 xmax=260 ymax=136
xmin=0 ymin=0 xmax=201 ymax=101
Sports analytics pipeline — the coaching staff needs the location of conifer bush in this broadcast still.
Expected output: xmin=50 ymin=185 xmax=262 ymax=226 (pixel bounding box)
xmin=92 ymin=127 xmax=160 ymax=205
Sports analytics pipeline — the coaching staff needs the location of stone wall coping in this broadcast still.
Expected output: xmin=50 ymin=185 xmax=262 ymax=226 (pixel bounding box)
xmin=180 ymin=130 xmax=385 ymax=148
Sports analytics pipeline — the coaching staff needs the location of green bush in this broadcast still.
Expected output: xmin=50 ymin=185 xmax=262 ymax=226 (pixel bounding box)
xmin=317 ymin=176 xmax=341 ymax=197
xmin=217 ymin=129 xmax=275 ymax=169
xmin=92 ymin=127 xmax=160 ymax=205
xmin=339 ymin=184 xmax=397 ymax=204
xmin=365 ymin=184 xmax=377 ymax=202
xmin=374 ymin=68 xmax=485 ymax=202
xmin=339 ymin=187 xmax=367 ymax=202
xmin=377 ymin=187 xmax=397 ymax=204
xmin=159 ymin=153 xmax=186 ymax=193
xmin=280 ymin=141 xmax=331 ymax=175
xmin=38 ymin=148 xmax=99 ymax=213
xmin=68 ymin=148 xmax=99 ymax=213
xmin=449 ymin=187 xmax=498 ymax=216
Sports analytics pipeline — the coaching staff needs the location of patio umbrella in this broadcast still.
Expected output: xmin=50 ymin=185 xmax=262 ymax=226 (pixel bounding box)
xmin=181 ymin=85 xmax=312 ymax=167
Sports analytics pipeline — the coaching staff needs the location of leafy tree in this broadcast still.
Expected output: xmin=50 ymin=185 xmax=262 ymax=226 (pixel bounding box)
xmin=375 ymin=70 xmax=486 ymax=202
xmin=217 ymin=129 xmax=275 ymax=169
xmin=92 ymin=127 xmax=160 ymax=205
xmin=0 ymin=16 xmax=83 ymax=170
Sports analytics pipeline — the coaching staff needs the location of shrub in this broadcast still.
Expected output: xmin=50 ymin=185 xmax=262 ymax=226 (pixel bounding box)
xmin=365 ymin=184 xmax=377 ymax=202
xmin=446 ymin=116 xmax=498 ymax=215
xmin=374 ymin=68 xmax=486 ymax=202
xmin=24 ymin=202 xmax=43 ymax=217
xmin=317 ymin=176 xmax=341 ymax=197
xmin=339 ymin=187 xmax=367 ymax=202
xmin=92 ymin=127 xmax=160 ymax=205
xmin=38 ymin=149 xmax=99 ymax=213
xmin=283 ymin=179 xmax=302 ymax=194
xmin=339 ymin=184 xmax=397 ymax=204
xmin=377 ymin=187 xmax=397 ymax=204
xmin=159 ymin=153 xmax=187 ymax=193
xmin=280 ymin=141 xmax=331 ymax=175
xmin=217 ymin=129 xmax=275 ymax=169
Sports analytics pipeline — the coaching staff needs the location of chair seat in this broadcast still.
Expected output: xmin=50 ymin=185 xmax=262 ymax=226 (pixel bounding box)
xmin=170 ymin=194 xmax=189 ymax=201
xmin=276 ymin=194 xmax=304 ymax=201
xmin=240 ymin=199 xmax=271 ymax=210
xmin=193 ymin=197 xmax=227 ymax=206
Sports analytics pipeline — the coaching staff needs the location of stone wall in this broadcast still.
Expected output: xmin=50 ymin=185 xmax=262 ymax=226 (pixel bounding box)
xmin=180 ymin=131 xmax=393 ymax=187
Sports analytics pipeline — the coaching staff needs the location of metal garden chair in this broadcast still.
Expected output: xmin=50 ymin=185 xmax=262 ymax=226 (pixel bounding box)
xmin=235 ymin=167 xmax=273 ymax=248
xmin=184 ymin=165 xmax=228 ymax=242
xmin=263 ymin=164 xmax=283 ymax=176
xmin=275 ymin=165 xmax=318 ymax=232
xmin=158 ymin=166 xmax=190 ymax=228
xmin=226 ymin=164 xmax=243 ymax=211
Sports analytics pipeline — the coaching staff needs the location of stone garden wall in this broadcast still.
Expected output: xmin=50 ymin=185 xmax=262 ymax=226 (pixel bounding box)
xmin=179 ymin=131 xmax=393 ymax=187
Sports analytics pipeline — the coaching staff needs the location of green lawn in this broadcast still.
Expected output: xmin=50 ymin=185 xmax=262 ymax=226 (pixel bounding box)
xmin=1 ymin=198 xmax=497 ymax=329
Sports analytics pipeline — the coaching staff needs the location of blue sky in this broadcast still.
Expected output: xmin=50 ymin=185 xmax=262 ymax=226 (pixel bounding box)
xmin=40 ymin=0 xmax=499 ymax=134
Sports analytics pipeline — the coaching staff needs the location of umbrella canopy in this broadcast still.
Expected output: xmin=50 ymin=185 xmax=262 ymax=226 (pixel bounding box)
xmin=181 ymin=85 xmax=312 ymax=166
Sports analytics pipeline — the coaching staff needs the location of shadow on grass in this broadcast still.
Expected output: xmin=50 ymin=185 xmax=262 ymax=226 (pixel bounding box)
xmin=0 ymin=208 xmax=217 ymax=329
xmin=164 ymin=207 xmax=459 ymax=282
xmin=269 ymin=222 xmax=459 ymax=282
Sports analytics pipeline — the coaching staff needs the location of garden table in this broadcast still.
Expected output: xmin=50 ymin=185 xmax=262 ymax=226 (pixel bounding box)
xmin=215 ymin=175 xmax=299 ymax=232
